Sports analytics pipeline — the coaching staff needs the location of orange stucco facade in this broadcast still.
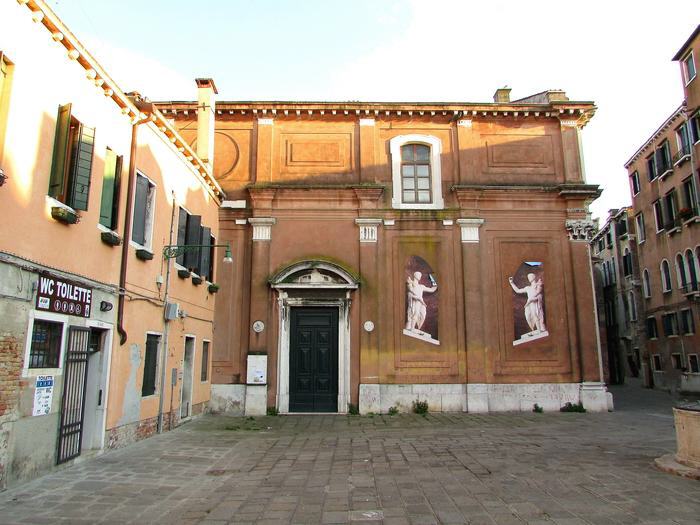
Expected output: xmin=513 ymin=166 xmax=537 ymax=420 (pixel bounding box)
xmin=158 ymin=95 xmax=609 ymax=415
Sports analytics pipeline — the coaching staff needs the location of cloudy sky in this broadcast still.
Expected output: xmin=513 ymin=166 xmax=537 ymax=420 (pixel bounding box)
xmin=49 ymin=0 xmax=700 ymax=219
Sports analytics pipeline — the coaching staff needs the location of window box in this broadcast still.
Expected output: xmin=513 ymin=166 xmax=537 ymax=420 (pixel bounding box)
xmin=177 ymin=268 xmax=191 ymax=279
xmin=100 ymin=230 xmax=121 ymax=247
xmin=51 ymin=206 xmax=79 ymax=225
xmin=135 ymin=248 xmax=153 ymax=261
xmin=192 ymin=275 xmax=203 ymax=286
xmin=208 ymin=283 xmax=220 ymax=294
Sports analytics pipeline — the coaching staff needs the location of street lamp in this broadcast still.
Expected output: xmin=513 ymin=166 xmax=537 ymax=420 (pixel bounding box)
xmin=157 ymin=242 xmax=233 ymax=433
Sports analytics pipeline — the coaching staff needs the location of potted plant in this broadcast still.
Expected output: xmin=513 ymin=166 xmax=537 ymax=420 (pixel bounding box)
xmin=100 ymin=231 xmax=121 ymax=246
xmin=177 ymin=269 xmax=191 ymax=279
xmin=135 ymin=248 xmax=153 ymax=260
xmin=208 ymin=283 xmax=220 ymax=294
xmin=51 ymin=206 xmax=79 ymax=225
xmin=192 ymin=275 xmax=203 ymax=285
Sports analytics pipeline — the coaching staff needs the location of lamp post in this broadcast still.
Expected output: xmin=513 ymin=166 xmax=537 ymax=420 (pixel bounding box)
xmin=157 ymin=242 xmax=232 ymax=433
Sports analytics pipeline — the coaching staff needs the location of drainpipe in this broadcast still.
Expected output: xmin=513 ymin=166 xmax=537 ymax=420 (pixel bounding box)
xmin=117 ymin=94 xmax=153 ymax=345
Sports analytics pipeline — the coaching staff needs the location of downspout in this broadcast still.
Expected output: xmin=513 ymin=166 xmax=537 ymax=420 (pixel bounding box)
xmin=117 ymin=95 xmax=153 ymax=345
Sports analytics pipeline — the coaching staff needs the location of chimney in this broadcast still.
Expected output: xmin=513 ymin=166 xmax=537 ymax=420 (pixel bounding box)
xmin=493 ymin=87 xmax=511 ymax=103
xmin=195 ymin=78 xmax=218 ymax=170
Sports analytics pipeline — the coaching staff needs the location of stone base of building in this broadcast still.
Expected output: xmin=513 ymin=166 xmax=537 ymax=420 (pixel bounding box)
xmin=210 ymin=384 xmax=247 ymax=415
xmin=105 ymin=401 xmax=208 ymax=450
xmin=359 ymin=382 xmax=613 ymax=414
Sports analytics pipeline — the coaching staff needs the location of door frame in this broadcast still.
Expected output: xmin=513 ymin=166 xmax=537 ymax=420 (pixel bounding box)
xmin=276 ymin=294 xmax=351 ymax=414
xmin=180 ymin=335 xmax=195 ymax=420
xmin=82 ymin=320 xmax=113 ymax=452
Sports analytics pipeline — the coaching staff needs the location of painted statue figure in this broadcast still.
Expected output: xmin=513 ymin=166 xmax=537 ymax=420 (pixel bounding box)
xmin=508 ymin=273 xmax=546 ymax=334
xmin=405 ymin=271 xmax=437 ymax=332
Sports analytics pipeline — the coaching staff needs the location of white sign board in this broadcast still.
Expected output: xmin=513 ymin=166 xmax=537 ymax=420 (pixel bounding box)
xmin=32 ymin=375 xmax=54 ymax=416
xmin=246 ymin=355 xmax=267 ymax=385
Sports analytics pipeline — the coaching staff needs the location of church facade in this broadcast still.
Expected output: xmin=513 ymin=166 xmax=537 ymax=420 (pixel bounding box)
xmin=157 ymin=87 xmax=610 ymax=414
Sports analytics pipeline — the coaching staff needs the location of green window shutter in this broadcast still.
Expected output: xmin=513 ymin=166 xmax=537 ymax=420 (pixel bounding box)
xmin=68 ymin=124 xmax=95 ymax=211
xmin=199 ymin=226 xmax=212 ymax=281
xmin=48 ymin=104 xmax=72 ymax=199
xmin=176 ymin=207 xmax=188 ymax=266
xmin=132 ymin=174 xmax=149 ymax=245
xmin=99 ymin=149 xmax=117 ymax=228
xmin=184 ymin=214 xmax=202 ymax=272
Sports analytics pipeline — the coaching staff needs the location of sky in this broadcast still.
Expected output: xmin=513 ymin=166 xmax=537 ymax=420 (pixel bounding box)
xmin=47 ymin=0 xmax=700 ymax=220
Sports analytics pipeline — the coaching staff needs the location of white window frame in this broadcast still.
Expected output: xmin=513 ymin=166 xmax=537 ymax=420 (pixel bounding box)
xmin=201 ymin=339 xmax=211 ymax=383
xmin=681 ymin=308 xmax=695 ymax=335
xmin=390 ymin=134 xmax=444 ymax=210
xmin=142 ymin=331 xmax=163 ymax=398
xmin=688 ymin=354 xmax=699 ymax=374
xmin=635 ymin=212 xmax=645 ymax=243
xmin=661 ymin=259 xmax=672 ymax=293
xmin=682 ymin=51 xmax=696 ymax=86
xmin=130 ymin=170 xmax=157 ymax=252
xmin=22 ymin=310 xmax=70 ymax=378
xmin=653 ymin=200 xmax=664 ymax=232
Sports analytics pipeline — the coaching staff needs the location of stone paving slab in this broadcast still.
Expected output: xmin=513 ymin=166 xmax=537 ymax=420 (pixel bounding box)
xmin=0 ymin=386 xmax=699 ymax=524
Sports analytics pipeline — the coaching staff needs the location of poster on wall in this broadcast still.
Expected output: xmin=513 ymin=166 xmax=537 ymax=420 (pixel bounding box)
xmin=508 ymin=261 xmax=549 ymax=346
xmin=403 ymin=256 xmax=439 ymax=345
xmin=32 ymin=375 xmax=54 ymax=416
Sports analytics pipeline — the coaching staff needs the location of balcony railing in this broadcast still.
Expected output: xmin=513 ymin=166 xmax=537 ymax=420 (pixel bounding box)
xmin=679 ymin=206 xmax=700 ymax=223
xmin=663 ymin=216 xmax=682 ymax=233
xmin=673 ymin=144 xmax=692 ymax=166
xmin=682 ymin=281 xmax=700 ymax=296
xmin=658 ymin=160 xmax=673 ymax=180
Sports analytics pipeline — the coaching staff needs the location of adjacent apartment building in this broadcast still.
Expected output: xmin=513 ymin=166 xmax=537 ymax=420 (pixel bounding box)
xmin=622 ymin=25 xmax=700 ymax=394
xmin=156 ymin=87 xmax=610 ymax=417
xmin=590 ymin=208 xmax=645 ymax=386
xmin=0 ymin=0 xmax=224 ymax=488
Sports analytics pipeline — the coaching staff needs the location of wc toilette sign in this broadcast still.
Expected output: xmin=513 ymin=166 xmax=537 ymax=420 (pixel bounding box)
xmin=36 ymin=274 xmax=92 ymax=318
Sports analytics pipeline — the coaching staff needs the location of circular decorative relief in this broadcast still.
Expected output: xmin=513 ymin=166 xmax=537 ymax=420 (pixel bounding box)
xmin=190 ymin=132 xmax=239 ymax=178
xmin=363 ymin=321 xmax=375 ymax=333
xmin=252 ymin=320 xmax=265 ymax=333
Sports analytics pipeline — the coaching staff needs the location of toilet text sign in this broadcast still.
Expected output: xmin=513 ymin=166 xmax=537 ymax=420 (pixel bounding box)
xmin=36 ymin=275 xmax=92 ymax=318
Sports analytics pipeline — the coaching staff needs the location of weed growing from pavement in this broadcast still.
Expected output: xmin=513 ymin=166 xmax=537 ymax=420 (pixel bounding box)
xmin=560 ymin=401 xmax=586 ymax=413
xmin=533 ymin=403 xmax=543 ymax=413
xmin=412 ymin=399 xmax=429 ymax=415
xmin=388 ymin=406 xmax=399 ymax=416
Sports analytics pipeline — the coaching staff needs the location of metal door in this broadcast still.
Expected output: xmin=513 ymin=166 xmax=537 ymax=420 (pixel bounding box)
xmin=289 ymin=308 xmax=338 ymax=412
xmin=56 ymin=326 xmax=90 ymax=464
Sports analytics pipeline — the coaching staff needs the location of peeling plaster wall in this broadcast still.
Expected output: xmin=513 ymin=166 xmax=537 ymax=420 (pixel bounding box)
xmin=117 ymin=344 xmax=142 ymax=428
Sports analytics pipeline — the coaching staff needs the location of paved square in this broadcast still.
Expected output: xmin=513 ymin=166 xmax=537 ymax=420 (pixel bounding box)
xmin=1 ymin=386 xmax=698 ymax=524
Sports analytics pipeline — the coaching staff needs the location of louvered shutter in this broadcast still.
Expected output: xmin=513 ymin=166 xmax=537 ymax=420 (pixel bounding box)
xmin=99 ymin=149 xmax=118 ymax=228
xmin=132 ymin=175 xmax=149 ymax=245
xmin=176 ymin=208 xmax=188 ymax=266
xmin=48 ymin=104 xmax=72 ymax=199
xmin=184 ymin=215 xmax=202 ymax=272
xmin=68 ymin=124 xmax=95 ymax=211
xmin=199 ymin=227 xmax=212 ymax=281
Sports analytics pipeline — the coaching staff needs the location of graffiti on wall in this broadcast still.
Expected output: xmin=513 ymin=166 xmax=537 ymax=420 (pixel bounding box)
xmin=403 ymin=256 xmax=439 ymax=345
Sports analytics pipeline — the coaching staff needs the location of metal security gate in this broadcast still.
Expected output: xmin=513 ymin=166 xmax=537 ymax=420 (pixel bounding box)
xmin=57 ymin=326 xmax=90 ymax=464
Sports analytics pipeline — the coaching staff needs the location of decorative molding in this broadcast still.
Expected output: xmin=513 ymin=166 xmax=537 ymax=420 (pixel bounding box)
xmin=355 ymin=218 xmax=382 ymax=243
xmin=359 ymin=118 xmax=375 ymax=127
xmin=248 ymin=217 xmax=276 ymax=241
xmin=559 ymin=119 xmax=579 ymax=128
xmin=565 ymin=219 xmax=596 ymax=241
xmin=234 ymin=219 xmax=247 ymax=225
xmin=383 ymin=219 xmax=395 ymax=226
xmin=456 ymin=218 xmax=484 ymax=243
xmin=442 ymin=219 xmax=454 ymax=226
xmin=222 ymin=200 xmax=247 ymax=209
xmin=457 ymin=119 xmax=472 ymax=128
xmin=257 ymin=118 xmax=274 ymax=126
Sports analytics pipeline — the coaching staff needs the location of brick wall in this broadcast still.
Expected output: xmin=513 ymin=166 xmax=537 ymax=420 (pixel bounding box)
xmin=0 ymin=333 xmax=23 ymax=489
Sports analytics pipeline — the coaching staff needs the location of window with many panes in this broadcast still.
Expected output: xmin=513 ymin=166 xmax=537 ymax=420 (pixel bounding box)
xmin=48 ymin=104 xmax=95 ymax=211
xmin=400 ymin=144 xmax=432 ymax=204
xmin=390 ymin=135 xmax=443 ymax=210
xmin=629 ymin=171 xmax=640 ymax=196
xmin=635 ymin=213 xmax=645 ymax=242
xmin=681 ymin=309 xmax=695 ymax=335
xmin=141 ymin=334 xmax=160 ymax=397
xmin=28 ymin=319 xmax=63 ymax=369
xmin=99 ymin=148 xmax=122 ymax=230
xmin=132 ymin=172 xmax=155 ymax=249
xmin=201 ymin=340 xmax=210 ymax=382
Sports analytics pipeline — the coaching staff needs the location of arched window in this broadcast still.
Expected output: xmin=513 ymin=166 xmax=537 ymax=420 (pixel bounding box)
xmin=676 ymin=253 xmax=688 ymax=289
xmin=685 ymin=249 xmax=698 ymax=292
xmin=390 ymin=135 xmax=444 ymax=210
xmin=661 ymin=259 xmax=672 ymax=292
xmin=642 ymin=268 xmax=651 ymax=298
